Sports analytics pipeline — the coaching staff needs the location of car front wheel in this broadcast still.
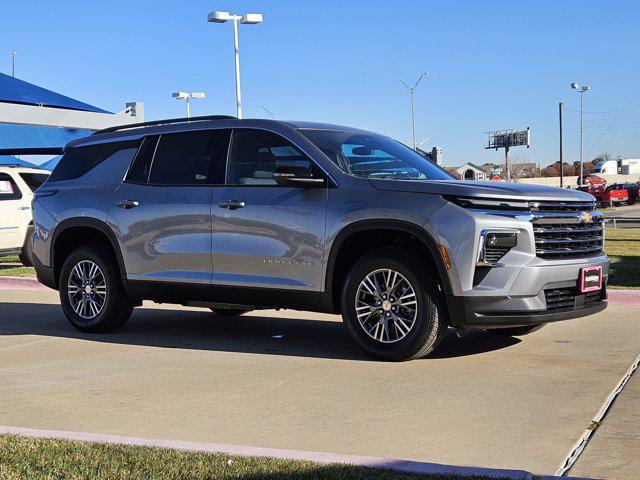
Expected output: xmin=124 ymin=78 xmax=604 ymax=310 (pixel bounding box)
xmin=341 ymin=248 xmax=448 ymax=361
xmin=59 ymin=244 xmax=133 ymax=333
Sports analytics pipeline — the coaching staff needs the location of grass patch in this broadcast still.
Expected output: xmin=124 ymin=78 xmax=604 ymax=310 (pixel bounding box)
xmin=0 ymin=255 xmax=34 ymax=277
xmin=605 ymin=228 xmax=640 ymax=289
xmin=0 ymin=435 xmax=488 ymax=480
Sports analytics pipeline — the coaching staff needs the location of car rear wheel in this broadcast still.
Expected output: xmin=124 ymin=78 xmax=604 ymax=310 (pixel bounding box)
xmin=341 ymin=248 xmax=448 ymax=361
xmin=59 ymin=244 xmax=133 ymax=333
xmin=488 ymin=324 xmax=546 ymax=336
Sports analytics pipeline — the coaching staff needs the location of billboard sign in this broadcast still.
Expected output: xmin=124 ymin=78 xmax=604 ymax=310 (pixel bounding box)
xmin=486 ymin=128 xmax=530 ymax=150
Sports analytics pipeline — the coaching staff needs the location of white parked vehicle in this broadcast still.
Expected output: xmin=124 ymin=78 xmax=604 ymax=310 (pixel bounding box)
xmin=592 ymin=158 xmax=640 ymax=175
xmin=0 ymin=165 xmax=50 ymax=265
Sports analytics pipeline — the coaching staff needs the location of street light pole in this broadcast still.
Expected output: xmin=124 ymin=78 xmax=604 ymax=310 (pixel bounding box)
xmin=208 ymin=11 xmax=263 ymax=120
xmin=172 ymin=91 xmax=206 ymax=118
xmin=11 ymin=51 xmax=15 ymax=78
xmin=232 ymin=16 xmax=242 ymax=119
xmin=259 ymin=105 xmax=275 ymax=119
xmin=570 ymin=82 xmax=590 ymax=184
xmin=396 ymin=72 xmax=429 ymax=151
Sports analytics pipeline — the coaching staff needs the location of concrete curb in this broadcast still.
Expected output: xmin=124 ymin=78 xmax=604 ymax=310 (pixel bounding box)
xmin=0 ymin=276 xmax=49 ymax=290
xmin=2 ymin=276 xmax=640 ymax=306
xmin=0 ymin=425 xmax=537 ymax=479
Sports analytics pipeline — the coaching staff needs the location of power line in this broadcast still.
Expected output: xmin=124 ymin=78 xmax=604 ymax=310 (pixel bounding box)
xmin=583 ymin=87 xmax=640 ymax=157
xmin=563 ymin=103 xmax=640 ymax=114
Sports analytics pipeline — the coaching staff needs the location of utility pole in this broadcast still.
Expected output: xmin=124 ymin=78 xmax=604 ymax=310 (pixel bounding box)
xmin=11 ymin=51 xmax=15 ymax=77
xmin=559 ymin=102 xmax=564 ymax=188
xmin=504 ymin=146 xmax=510 ymax=181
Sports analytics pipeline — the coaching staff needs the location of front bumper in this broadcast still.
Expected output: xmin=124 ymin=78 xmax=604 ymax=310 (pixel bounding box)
xmin=446 ymin=286 xmax=607 ymax=329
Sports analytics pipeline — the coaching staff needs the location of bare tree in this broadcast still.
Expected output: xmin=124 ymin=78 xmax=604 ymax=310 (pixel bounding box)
xmin=508 ymin=153 xmax=537 ymax=182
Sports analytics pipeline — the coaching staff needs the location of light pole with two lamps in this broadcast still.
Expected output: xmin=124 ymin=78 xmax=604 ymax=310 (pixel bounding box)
xmin=172 ymin=91 xmax=205 ymax=118
xmin=207 ymin=10 xmax=263 ymax=119
xmin=570 ymin=82 xmax=590 ymax=184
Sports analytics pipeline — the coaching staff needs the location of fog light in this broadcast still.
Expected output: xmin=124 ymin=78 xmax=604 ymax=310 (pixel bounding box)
xmin=477 ymin=230 xmax=518 ymax=266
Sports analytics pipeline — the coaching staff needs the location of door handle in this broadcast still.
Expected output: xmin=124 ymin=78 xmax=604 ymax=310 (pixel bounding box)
xmin=218 ymin=200 xmax=246 ymax=210
xmin=115 ymin=200 xmax=139 ymax=209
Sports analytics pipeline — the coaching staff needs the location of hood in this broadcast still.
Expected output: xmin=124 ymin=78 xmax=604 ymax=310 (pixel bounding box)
xmin=369 ymin=179 xmax=595 ymax=202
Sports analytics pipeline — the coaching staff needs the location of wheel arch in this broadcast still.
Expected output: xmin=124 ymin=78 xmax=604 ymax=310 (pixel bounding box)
xmin=50 ymin=218 xmax=129 ymax=291
xmin=324 ymin=219 xmax=453 ymax=312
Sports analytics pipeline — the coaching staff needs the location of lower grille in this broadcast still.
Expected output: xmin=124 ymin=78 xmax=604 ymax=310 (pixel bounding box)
xmin=545 ymin=286 xmax=604 ymax=311
xmin=483 ymin=246 xmax=510 ymax=263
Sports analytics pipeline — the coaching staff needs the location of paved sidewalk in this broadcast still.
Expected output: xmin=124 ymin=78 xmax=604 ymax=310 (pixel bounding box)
xmin=570 ymin=367 xmax=640 ymax=479
xmin=1 ymin=289 xmax=639 ymax=477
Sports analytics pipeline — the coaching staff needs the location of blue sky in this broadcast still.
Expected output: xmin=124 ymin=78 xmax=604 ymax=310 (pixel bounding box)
xmin=3 ymin=0 xmax=640 ymax=167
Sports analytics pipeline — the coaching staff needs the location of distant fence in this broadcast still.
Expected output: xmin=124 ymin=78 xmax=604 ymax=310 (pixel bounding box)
xmin=518 ymin=174 xmax=640 ymax=187
xmin=604 ymin=218 xmax=640 ymax=229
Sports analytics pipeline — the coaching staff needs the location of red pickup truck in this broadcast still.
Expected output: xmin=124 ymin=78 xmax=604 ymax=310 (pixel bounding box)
xmin=578 ymin=184 xmax=629 ymax=206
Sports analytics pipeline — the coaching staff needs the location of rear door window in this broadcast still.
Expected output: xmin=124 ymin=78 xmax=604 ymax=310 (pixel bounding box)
xmin=0 ymin=173 xmax=22 ymax=200
xmin=146 ymin=130 xmax=230 ymax=186
xmin=49 ymin=139 xmax=141 ymax=182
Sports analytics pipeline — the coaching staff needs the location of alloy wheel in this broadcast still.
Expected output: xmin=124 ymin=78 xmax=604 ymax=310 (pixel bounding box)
xmin=355 ymin=268 xmax=418 ymax=343
xmin=67 ymin=260 xmax=107 ymax=319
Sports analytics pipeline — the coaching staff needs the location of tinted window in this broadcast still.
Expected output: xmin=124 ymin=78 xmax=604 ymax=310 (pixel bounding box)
xmin=0 ymin=173 xmax=22 ymax=200
xmin=227 ymin=129 xmax=315 ymax=185
xmin=147 ymin=130 xmax=229 ymax=185
xmin=300 ymin=129 xmax=453 ymax=181
xmin=19 ymin=173 xmax=49 ymax=192
xmin=126 ymin=136 xmax=158 ymax=184
xmin=49 ymin=139 xmax=141 ymax=182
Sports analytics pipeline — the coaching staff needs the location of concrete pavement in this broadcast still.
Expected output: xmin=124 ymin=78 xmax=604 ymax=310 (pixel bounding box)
xmin=1 ymin=289 xmax=639 ymax=477
xmin=570 ymin=366 xmax=640 ymax=479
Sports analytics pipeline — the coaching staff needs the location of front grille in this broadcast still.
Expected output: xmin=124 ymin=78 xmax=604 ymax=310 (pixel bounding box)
xmin=530 ymin=201 xmax=596 ymax=212
xmin=532 ymin=201 xmax=604 ymax=259
xmin=545 ymin=286 xmax=604 ymax=311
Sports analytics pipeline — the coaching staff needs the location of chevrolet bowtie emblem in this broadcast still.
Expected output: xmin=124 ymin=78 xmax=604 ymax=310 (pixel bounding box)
xmin=579 ymin=212 xmax=593 ymax=223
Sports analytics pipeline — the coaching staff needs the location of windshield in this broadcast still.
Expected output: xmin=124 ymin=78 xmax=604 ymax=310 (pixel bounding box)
xmin=300 ymin=129 xmax=453 ymax=181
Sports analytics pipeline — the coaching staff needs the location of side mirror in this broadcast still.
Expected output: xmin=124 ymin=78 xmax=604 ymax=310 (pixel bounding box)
xmin=273 ymin=165 xmax=324 ymax=187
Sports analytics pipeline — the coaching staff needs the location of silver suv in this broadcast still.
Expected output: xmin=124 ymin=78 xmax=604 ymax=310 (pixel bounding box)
xmin=32 ymin=116 xmax=609 ymax=361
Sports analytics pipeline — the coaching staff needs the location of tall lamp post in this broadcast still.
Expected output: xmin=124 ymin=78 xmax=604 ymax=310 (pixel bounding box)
xmin=172 ymin=91 xmax=205 ymax=118
xmin=207 ymin=10 xmax=263 ymax=119
xmin=395 ymin=72 xmax=429 ymax=151
xmin=259 ymin=105 xmax=275 ymax=119
xmin=570 ymin=82 xmax=590 ymax=184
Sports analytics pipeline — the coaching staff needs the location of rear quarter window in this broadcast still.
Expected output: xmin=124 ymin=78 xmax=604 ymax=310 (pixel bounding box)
xmin=18 ymin=172 xmax=49 ymax=192
xmin=49 ymin=139 xmax=141 ymax=182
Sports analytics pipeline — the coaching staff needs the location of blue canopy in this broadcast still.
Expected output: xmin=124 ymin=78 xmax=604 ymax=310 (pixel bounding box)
xmin=0 ymin=124 xmax=91 ymax=155
xmin=0 ymin=72 xmax=110 ymax=113
xmin=0 ymin=155 xmax=36 ymax=167
xmin=0 ymin=72 xmax=106 ymax=154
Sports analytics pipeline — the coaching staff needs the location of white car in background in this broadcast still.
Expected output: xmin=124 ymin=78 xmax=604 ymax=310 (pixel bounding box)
xmin=0 ymin=165 xmax=50 ymax=265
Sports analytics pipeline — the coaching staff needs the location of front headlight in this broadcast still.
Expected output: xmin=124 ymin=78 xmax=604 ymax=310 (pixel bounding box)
xmin=477 ymin=229 xmax=518 ymax=266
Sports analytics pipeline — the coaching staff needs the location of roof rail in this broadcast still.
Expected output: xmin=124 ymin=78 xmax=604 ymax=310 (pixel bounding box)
xmin=92 ymin=114 xmax=237 ymax=136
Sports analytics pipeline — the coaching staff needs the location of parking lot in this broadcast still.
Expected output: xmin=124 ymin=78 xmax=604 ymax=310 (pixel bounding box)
xmin=1 ymin=288 xmax=638 ymax=477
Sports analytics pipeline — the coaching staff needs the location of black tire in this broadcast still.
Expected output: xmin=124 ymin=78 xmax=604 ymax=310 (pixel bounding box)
xmin=210 ymin=308 xmax=252 ymax=316
xmin=18 ymin=225 xmax=35 ymax=267
xmin=341 ymin=247 xmax=448 ymax=361
xmin=488 ymin=324 xmax=546 ymax=336
xmin=59 ymin=244 xmax=134 ymax=333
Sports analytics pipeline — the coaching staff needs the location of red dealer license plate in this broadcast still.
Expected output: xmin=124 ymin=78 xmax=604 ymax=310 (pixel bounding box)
xmin=579 ymin=266 xmax=603 ymax=293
